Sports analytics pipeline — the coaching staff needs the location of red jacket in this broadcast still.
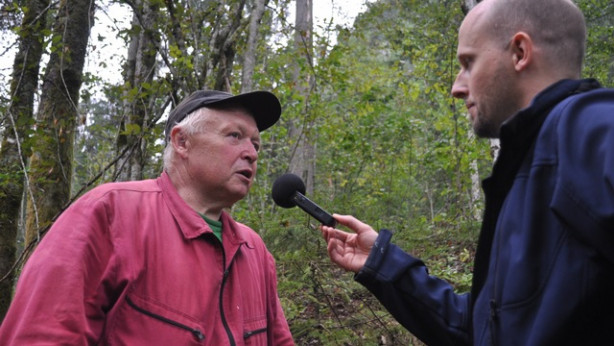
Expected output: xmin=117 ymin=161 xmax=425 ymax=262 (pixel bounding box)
xmin=0 ymin=172 xmax=294 ymax=345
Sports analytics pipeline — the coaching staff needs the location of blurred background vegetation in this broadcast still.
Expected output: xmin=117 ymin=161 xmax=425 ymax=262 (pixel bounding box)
xmin=1 ymin=0 xmax=613 ymax=344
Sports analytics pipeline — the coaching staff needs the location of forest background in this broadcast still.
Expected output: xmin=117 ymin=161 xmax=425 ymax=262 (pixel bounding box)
xmin=0 ymin=0 xmax=613 ymax=344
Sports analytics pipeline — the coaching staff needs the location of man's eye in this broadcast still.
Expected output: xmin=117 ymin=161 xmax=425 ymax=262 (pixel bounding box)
xmin=230 ymin=132 xmax=240 ymax=138
xmin=462 ymin=58 xmax=472 ymax=68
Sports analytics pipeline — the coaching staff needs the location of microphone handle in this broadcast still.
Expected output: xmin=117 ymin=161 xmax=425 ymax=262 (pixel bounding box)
xmin=292 ymin=192 xmax=337 ymax=227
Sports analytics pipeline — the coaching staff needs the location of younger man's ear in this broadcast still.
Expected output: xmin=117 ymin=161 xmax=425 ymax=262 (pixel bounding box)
xmin=510 ymin=31 xmax=533 ymax=72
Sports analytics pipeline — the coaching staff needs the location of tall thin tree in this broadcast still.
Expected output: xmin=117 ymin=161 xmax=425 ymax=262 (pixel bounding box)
xmin=24 ymin=0 xmax=95 ymax=251
xmin=241 ymin=0 xmax=268 ymax=92
xmin=461 ymin=0 xmax=485 ymax=220
xmin=289 ymin=0 xmax=315 ymax=195
xmin=115 ymin=0 xmax=159 ymax=181
xmin=0 ymin=0 xmax=50 ymax=320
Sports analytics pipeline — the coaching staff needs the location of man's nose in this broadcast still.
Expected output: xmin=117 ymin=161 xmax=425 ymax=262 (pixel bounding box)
xmin=451 ymin=71 xmax=468 ymax=99
xmin=242 ymin=143 xmax=258 ymax=163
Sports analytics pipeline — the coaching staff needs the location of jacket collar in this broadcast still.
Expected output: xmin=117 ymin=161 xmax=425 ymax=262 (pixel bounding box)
xmin=470 ymin=78 xmax=601 ymax=302
xmin=499 ymin=78 xmax=601 ymax=149
xmin=158 ymin=171 xmax=250 ymax=247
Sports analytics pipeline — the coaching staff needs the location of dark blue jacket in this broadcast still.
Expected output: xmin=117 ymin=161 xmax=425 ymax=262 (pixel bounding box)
xmin=355 ymin=79 xmax=614 ymax=345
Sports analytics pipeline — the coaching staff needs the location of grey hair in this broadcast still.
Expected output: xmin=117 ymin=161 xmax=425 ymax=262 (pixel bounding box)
xmin=162 ymin=108 xmax=211 ymax=172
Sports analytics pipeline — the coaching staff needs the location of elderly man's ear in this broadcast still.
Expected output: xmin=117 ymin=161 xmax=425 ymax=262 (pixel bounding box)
xmin=171 ymin=127 xmax=189 ymax=157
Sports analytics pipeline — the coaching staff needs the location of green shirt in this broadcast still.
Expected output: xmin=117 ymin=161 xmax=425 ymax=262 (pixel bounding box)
xmin=201 ymin=214 xmax=223 ymax=242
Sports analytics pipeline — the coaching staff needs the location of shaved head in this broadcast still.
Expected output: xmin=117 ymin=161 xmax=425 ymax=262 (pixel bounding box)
xmin=452 ymin=0 xmax=588 ymax=137
xmin=477 ymin=0 xmax=586 ymax=77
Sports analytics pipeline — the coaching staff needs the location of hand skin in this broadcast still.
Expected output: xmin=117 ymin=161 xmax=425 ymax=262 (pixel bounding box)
xmin=320 ymin=214 xmax=379 ymax=273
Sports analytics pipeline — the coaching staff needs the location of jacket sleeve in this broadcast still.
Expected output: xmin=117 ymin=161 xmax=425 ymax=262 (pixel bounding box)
xmin=265 ymin=250 xmax=295 ymax=345
xmin=0 ymin=194 xmax=117 ymax=345
xmin=550 ymin=89 xmax=614 ymax=264
xmin=355 ymin=229 xmax=471 ymax=346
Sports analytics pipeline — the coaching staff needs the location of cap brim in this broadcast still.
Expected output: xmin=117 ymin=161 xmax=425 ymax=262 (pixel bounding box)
xmin=205 ymin=90 xmax=281 ymax=132
xmin=165 ymin=90 xmax=282 ymax=145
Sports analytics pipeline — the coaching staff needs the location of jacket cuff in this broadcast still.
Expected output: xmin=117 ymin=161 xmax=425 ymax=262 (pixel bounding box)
xmin=357 ymin=229 xmax=393 ymax=277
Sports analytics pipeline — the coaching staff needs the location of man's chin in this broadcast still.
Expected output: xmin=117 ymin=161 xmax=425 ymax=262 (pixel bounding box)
xmin=473 ymin=128 xmax=499 ymax=139
xmin=227 ymin=186 xmax=251 ymax=202
xmin=472 ymin=120 xmax=497 ymax=139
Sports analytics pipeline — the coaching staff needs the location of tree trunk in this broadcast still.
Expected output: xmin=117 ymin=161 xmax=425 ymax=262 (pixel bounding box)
xmin=461 ymin=0 xmax=488 ymax=220
xmin=289 ymin=0 xmax=316 ymax=195
xmin=0 ymin=0 xmax=49 ymax=320
xmin=241 ymin=0 xmax=267 ymax=92
xmin=115 ymin=0 xmax=159 ymax=182
xmin=211 ymin=0 xmax=246 ymax=91
xmin=24 ymin=0 xmax=94 ymax=250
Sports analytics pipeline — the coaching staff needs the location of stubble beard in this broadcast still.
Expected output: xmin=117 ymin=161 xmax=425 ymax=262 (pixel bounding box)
xmin=472 ymin=68 xmax=520 ymax=139
xmin=472 ymin=109 xmax=500 ymax=138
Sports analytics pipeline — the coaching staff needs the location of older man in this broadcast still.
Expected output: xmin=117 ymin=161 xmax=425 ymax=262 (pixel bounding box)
xmin=0 ymin=90 xmax=295 ymax=345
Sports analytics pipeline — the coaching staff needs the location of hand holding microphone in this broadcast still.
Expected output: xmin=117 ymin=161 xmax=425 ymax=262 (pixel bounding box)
xmin=272 ymin=174 xmax=378 ymax=272
xmin=271 ymin=173 xmax=337 ymax=227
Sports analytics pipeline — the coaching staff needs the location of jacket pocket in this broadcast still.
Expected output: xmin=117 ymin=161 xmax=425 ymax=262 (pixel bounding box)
xmin=243 ymin=317 xmax=268 ymax=345
xmin=124 ymin=295 xmax=205 ymax=343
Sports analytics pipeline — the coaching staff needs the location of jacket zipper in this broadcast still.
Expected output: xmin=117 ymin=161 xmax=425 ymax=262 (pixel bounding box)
xmin=220 ymin=248 xmax=237 ymax=346
xmin=244 ymin=327 xmax=267 ymax=339
xmin=489 ymin=209 xmax=504 ymax=346
xmin=489 ymin=299 xmax=498 ymax=346
xmin=126 ymin=296 xmax=205 ymax=342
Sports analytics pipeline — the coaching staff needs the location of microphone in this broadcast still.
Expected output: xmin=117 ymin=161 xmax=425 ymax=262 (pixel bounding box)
xmin=271 ymin=173 xmax=337 ymax=227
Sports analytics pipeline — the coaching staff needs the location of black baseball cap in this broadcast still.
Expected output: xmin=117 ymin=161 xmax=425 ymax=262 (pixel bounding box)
xmin=164 ymin=90 xmax=281 ymax=143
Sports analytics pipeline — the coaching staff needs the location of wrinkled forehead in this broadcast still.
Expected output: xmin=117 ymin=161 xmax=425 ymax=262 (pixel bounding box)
xmin=203 ymin=107 xmax=261 ymax=137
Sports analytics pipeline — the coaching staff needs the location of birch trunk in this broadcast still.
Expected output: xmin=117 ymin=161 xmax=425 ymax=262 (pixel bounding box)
xmin=289 ymin=0 xmax=316 ymax=195
xmin=462 ymin=0 xmax=491 ymax=220
xmin=241 ymin=0 xmax=267 ymax=92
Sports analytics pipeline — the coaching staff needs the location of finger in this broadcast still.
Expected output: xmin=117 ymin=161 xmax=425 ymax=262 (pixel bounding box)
xmin=319 ymin=225 xmax=328 ymax=238
xmin=324 ymin=229 xmax=335 ymax=243
xmin=321 ymin=227 xmax=335 ymax=242
xmin=332 ymin=214 xmax=374 ymax=234
xmin=327 ymin=238 xmax=345 ymax=261
xmin=328 ymin=228 xmax=352 ymax=243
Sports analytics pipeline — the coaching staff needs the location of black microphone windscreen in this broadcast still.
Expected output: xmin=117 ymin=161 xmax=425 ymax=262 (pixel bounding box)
xmin=272 ymin=173 xmax=306 ymax=208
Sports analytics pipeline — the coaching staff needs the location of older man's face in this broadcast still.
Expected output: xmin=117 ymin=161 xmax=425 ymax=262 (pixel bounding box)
xmin=182 ymin=108 xmax=261 ymax=207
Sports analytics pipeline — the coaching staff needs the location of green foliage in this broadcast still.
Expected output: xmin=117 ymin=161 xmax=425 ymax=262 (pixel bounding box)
xmin=232 ymin=1 xmax=488 ymax=343
xmin=72 ymin=96 xmax=121 ymax=191
xmin=226 ymin=0 xmax=614 ymax=343
xmin=5 ymin=0 xmax=614 ymax=343
xmin=309 ymin=0 xmax=489 ymax=232
xmin=580 ymin=0 xmax=614 ymax=86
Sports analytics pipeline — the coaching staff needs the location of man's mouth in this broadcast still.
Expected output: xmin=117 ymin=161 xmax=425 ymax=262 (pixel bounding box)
xmin=465 ymin=102 xmax=476 ymax=120
xmin=236 ymin=169 xmax=253 ymax=179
